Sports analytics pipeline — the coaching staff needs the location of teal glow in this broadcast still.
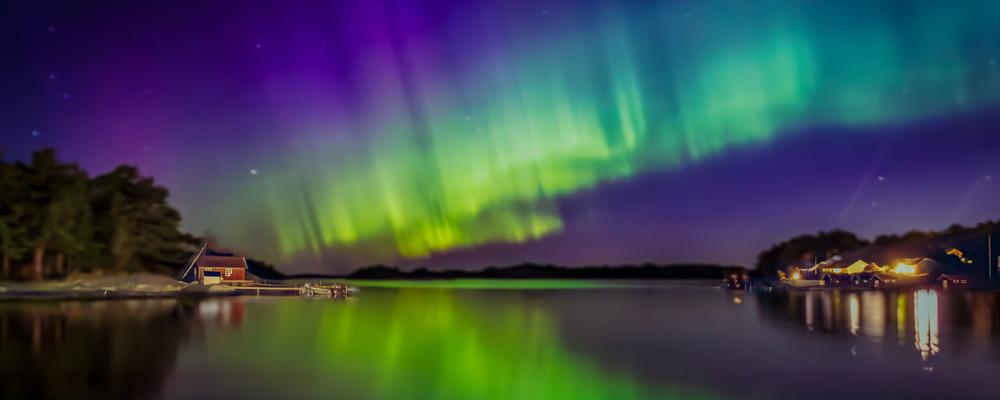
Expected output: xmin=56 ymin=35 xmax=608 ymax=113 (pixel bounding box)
xmin=198 ymin=1 xmax=1000 ymax=267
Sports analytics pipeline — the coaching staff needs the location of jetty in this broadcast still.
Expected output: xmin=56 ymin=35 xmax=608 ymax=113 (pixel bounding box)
xmin=177 ymin=244 xmax=357 ymax=298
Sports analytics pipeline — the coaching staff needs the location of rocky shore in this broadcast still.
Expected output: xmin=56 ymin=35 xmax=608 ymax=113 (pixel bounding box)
xmin=0 ymin=272 xmax=237 ymax=300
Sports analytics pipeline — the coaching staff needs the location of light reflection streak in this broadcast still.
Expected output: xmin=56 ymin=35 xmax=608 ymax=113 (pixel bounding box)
xmin=896 ymin=293 xmax=906 ymax=345
xmin=848 ymin=293 xmax=860 ymax=336
xmin=861 ymin=291 xmax=885 ymax=339
xmin=805 ymin=291 xmax=814 ymax=330
xmin=913 ymin=289 xmax=940 ymax=360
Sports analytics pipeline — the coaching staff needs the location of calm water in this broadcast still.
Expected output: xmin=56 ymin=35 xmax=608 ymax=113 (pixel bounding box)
xmin=3 ymin=281 xmax=1000 ymax=399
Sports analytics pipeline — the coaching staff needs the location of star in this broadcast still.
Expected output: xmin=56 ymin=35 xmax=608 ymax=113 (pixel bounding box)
xmin=540 ymin=9 xmax=549 ymax=16
xmin=250 ymin=168 xmax=260 ymax=176
xmin=986 ymin=175 xmax=993 ymax=181
xmin=47 ymin=26 xmax=55 ymax=33
xmin=870 ymin=201 xmax=879 ymax=207
xmin=48 ymin=73 xmax=57 ymax=80
xmin=463 ymin=115 xmax=472 ymax=121
xmin=31 ymin=130 xmax=40 ymax=138
xmin=255 ymin=43 xmax=262 ymax=49
xmin=60 ymin=92 xmax=72 ymax=100
xmin=877 ymin=176 xmax=886 ymax=182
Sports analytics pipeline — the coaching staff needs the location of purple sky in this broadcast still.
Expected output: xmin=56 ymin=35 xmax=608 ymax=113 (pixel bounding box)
xmin=3 ymin=1 xmax=1000 ymax=272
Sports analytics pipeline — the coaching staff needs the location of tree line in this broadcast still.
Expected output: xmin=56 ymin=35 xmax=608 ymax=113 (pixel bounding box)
xmin=0 ymin=148 xmax=198 ymax=280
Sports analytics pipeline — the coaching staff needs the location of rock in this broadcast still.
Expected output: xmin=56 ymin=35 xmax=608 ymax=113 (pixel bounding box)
xmin=207 ymin=285 xmax=236 ymax=293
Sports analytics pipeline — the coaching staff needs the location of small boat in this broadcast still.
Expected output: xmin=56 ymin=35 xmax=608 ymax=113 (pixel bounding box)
xmin=303 ymin=283 xmax=332 ymax=296
xmin=723 ymin=274 xmax=747 ymax=290
xmin=302 ymin=282 xmax=354 ymax=298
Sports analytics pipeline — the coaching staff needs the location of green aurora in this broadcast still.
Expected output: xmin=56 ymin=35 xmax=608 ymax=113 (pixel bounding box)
xmin=210 ymin=1 xmax=1000 ymax=266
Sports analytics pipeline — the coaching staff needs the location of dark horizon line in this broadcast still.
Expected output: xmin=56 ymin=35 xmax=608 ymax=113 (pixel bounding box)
xmin=261 ymin=262 xmax=748 ymax=281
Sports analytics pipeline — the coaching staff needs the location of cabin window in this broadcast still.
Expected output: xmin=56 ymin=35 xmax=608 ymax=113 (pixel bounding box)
xmin=225 ymin=267 xmax=232 ymax=276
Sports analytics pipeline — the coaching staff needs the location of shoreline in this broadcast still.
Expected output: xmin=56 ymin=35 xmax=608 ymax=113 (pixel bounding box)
xmin=0 ymin=272 xmax=352 ymax=301
xmin=0 ymin=278 xmax=239 ymax=301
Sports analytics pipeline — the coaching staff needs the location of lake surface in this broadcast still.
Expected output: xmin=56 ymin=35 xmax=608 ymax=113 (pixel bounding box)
xmin=3 ymin=280 xmax=1000 ymax=399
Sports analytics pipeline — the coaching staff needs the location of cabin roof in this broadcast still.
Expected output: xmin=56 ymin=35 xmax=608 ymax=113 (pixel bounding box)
xmin=197 ymin=255 xmax=248 ymax=269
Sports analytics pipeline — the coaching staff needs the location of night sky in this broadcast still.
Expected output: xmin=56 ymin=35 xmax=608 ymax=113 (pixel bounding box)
xmin=3 ymin=1 xmax=1000 ymax=273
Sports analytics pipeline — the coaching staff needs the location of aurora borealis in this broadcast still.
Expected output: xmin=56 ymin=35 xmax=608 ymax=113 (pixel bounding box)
xmin=4 ymin=1 xmax=1000 ymax=272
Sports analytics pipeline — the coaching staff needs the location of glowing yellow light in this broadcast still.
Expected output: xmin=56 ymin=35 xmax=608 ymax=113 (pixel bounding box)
xmin=895 ymin=263 xmax=916 ymax=275
xmin=791 ymin=271 xmax=801 ymax=280
xmin=832 ymin=268 xmax=842 ymax=274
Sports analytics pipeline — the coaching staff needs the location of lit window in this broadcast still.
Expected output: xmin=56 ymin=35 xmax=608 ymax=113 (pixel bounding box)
xmin=225 ymin=267 xmax=232 ymax=276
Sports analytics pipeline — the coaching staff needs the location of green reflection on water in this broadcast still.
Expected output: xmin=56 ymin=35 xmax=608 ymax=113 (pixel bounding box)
xmin=346 ymin=279 xmax=631 ymax=289
xmin=200 ymin=289 xmax=715 ymax=399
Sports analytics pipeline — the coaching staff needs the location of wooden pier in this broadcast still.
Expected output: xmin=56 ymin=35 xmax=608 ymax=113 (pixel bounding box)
xmin=225 ymin=281 xmax=356 ymax=298
xmin=233 ymin=286 xmax=303 ymax=296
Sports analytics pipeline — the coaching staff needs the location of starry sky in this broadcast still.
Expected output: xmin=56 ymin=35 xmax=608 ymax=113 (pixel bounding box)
xmin=3 ymin=0 xmax=1000 ymax=273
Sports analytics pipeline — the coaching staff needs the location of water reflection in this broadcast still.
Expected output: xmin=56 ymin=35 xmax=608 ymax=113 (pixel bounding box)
xmin=754 ymin=288 xmax=1000 ymax=363
xmin=913 ymin=289 xmax=940 ymax=360
xmin=896 ymin=293 xmax=906 ymax=345
xmin=0 ymin=292 xmax=720 ymax=400
xmin=0 ymin=299 xmax=198 ymax=399
xmin=5 ymin=284 xmax=1000 ymax=399
xmin=861 ymin=291 xmax=885 ymax=338
xmin=197 ymin=298 xmax=245 ymax=329
xmin=178 ymin=290 xmax=711 ymax=400
xmin=847 ymin=293 xmax=860 ymax=335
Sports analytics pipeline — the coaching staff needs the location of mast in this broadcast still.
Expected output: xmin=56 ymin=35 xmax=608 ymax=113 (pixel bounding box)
xmin=178 ymin=243 xmax=207 ymax=282
xmin=989 ymin=233 xmax=993 ymax=281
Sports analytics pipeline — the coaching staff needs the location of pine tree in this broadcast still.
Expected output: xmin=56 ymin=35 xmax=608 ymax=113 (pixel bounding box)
xmin=90 ymin=166 xmax=196 ymax=274
xmin=0 ymin=148 xmax=198 ymax=280
xmin=0 ymin=155 xmax=30 ymax=278
xmin=19 ymin=149 xmax=93 ymax=280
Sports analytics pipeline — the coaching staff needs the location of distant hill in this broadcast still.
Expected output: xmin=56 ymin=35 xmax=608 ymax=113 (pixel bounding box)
xmin=346 ymin=263 xmax=746 ymax=280
xmin=246 ymin=258 xmax=287 ymax=280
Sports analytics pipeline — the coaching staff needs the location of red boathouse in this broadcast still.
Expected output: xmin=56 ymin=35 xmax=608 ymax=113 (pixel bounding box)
xmin=178 ymin=244 xmax=254 ymax=285
xmin=196 ymin=255 xmax=248 ymax=284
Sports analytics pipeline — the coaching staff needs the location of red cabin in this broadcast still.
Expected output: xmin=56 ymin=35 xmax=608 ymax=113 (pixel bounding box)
xmin=196 ymin=255 xmax=248 ymax=284
xmin=178 ymin=244 xmax=257 ymax=285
